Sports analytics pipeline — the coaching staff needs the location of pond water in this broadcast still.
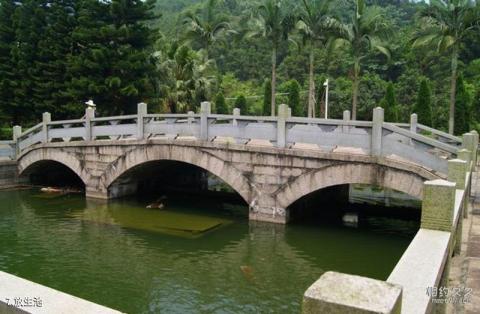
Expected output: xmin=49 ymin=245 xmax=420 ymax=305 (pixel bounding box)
xmin=0 ymin=189 xmax=418 ymax=313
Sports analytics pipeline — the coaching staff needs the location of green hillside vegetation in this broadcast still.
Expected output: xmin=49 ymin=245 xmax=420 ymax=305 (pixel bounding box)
xmin=0 ymin=0 xmax=479 ymax=135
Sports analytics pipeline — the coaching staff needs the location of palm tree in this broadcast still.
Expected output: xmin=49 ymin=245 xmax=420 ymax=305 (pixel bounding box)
xmin=297 ymin=0 xmax=340 ymax=118
xmin=183 ymin=0 xmax=232 ymax=59
xmin=248 ymin=0 xmax=295 ymax=116
xmin=413 ymin=0 xmax=480 ymax=134
xmin=337 ymin=0 xmax=390 ymax=120
xmin=155 ymin=39 xmax=215 ymax=113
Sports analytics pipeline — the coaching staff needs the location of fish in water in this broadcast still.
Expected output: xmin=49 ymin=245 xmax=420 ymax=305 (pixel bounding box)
xmin=240 ymin=265 xmax=254 ymax=282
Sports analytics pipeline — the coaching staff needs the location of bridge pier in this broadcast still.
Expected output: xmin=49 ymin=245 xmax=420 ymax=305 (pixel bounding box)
xmin=249 ymin=205 xmax=289 ymax=224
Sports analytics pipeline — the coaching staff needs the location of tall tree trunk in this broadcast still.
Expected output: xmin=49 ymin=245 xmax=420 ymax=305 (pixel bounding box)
xmin=351 ymin=59 xmax=360 ymax=120
xmin=271 ymin=46 xmax=276 ymax=116
xmin=448 ymin=45 xmax=458 ymax=135
xmin=308 ymin=46 xmax=315 ymax=118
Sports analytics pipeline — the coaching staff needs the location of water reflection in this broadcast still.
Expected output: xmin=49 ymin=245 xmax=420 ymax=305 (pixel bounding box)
xmin=0 ymin=189 xmax=417 ymax=313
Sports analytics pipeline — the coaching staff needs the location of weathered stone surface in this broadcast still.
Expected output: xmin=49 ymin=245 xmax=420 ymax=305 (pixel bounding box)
xmin=303 ymin=271 xmax=402 ymax=314
xmin=17 ymin=139 xmax=442 ymax=224
xmin=448 ymin=159 xmax=467 ymax=190
xmin=421 ymin=179 xmax=456 ymax=232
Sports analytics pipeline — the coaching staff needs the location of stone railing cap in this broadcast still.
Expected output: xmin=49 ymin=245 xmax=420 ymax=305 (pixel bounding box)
xmin=304 ymin=271 xmax=402 ymax=313
xmin=424 ymin=179 xmax=456 ymax=187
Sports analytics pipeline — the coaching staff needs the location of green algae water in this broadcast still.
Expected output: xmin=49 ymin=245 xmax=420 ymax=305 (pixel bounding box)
xmin=0 ymin=189 xmax=418 ymax=313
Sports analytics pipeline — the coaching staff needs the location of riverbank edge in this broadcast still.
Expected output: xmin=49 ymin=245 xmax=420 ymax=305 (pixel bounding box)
xmin=0 ymin=270 xmax=123 ymax=314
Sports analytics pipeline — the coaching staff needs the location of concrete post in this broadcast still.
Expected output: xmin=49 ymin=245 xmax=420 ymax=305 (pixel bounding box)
xmin=233 ymin=108 xmax=240 ymax=127
xmin=470 ymin=130 xmax=478 ymax=169
xmin=302 ymin=271 xmax=402 ymax=314
xmin=448 ymin=160 xmax=467 ymax=256
xmin=371 ymin=107 xmax=384 ymax=156
xmin=420 ymin=179 xmax=455 ymax=232
xmin=457 ymin=148 xmax=471 ymax=169
xmin=42 ymin=112 xmax=51 ymax=143
xmin=187 ymin=111 xmax=195 ymax=125
xmin=12 ymin=126 xmax=21 ymax=141
xmin=448 ymin=159 xmax=467 ymax=190
xmin=277 ymin=104 xmax=289 ymax=148
xmin=200 ymin=101 xmax=211 ymax=141
xmin=342 ymin=110 xmax=350 ymax=133
xmin=462 ymin=133 xmax=476 ymax=168
xmin=457 ymin=149 xmax=472 ymax=219
xmin=137 ymin=102 xmax=147 ymax=140
xmin=85 ymin=107 xmax=95 ymax=141
xmin=410 ymin=114 xmax=417 ymax=133
xmin=12 ymin=125 xmax=21 ymax=157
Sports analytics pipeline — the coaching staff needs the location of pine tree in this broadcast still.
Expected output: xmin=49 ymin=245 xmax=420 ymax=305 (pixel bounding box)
xmin=263 ymin=79 xmax=271 ymax=116
xmin=34 ymin=0 xmax=77 ymax=118
xmin=381 ymin=82 xmax=397 ymax=122
xmin=454 ymin=75 xmax=470 ymax=135
xmin=11 ymin=0 xmax=47 ymax=123
xmin=287 ymin=79 xmax=301 ymax=116
xmin=413 ymin=79 xmax=432 ymax=127
xmin=234 ymin=95 xmax=247 ymax=114
xmin=68 ymin=0 xmax=157 ymax=116
xmin=0 ymin=0 xmax=17 ymax=125
xmin=215 ymin=92 xmax=228 ymax=114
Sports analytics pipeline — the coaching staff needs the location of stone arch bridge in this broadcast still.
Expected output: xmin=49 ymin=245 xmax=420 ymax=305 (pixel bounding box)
xmin=1 ymin=102 xmax=476 ymax=224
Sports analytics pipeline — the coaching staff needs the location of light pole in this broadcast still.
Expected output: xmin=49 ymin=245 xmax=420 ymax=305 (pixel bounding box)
xmin=323 ymin=79 xmax=329 ymax=119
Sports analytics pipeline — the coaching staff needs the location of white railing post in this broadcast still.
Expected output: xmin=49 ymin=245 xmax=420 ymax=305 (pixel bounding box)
xmin=137 ymin=102 xmax=147 ymax=140
xmin=200 ymin=101 xmax=211 ymax=141
xmin=410 ymin=113 xmax=417 ymax=133
xmin=12 ymin=125 xmax=21 ymax=157
xmin=342 ymin=110 xmax=350 ymax=133
xmin=277 ymin=104 xmax=289 ymax=148
xmin=85 ymin=107 xmax=95 ymax=141
xmin=462 ymin=132 xmax=476 ymax=168
xmin=421 ymin=179 xmax=455 ymax=232
xmin=233 ymin=108 xmax=240 ymax=127
xmin=42 ymin=112 xmax=51 ymax=143
xmin=371 ymin=107 xmax=384 ymax=156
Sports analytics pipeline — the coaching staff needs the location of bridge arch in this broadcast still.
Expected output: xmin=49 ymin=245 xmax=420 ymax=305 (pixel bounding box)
xmin=276 ymin=162 xmax=437 ymax=210
xmin=99 ymin=145 xmax=253 ymax=203
xmin=17 ymin=148 xmax=90 ymax=186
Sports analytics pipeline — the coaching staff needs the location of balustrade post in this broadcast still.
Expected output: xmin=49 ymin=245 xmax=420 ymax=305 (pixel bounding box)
xmin=448 ymin=159 xmax=467 ymax=255
xmin=85 ymin=107 xmax=95 ymax=141
xmin=200 ymin=101 xmax=211 ymax=141
xmin=421 ymin=179 xmax=455 ymax=232
xmin=187 ymin=111 xmax=195 ymax=125
xmin=42 ymin=112 xmax=51 ymax=143
xmin=457 ymin=148 xmax=471 ymax=171
xmin=232 ymin=108 xmax=240 ymax=127
xmin=12 ymin=125 xmax=21 ymax=157
xmin=277 ymin=104 xmax=289 ymax=148
xmin=458 ymin=148 xmax=472 ymax=219
xmin=342 ymin=110 xmax=350 ymax=133
xmin=371 ymin=107 xmax=384 ymax=156
xmin=470 ymin=130 xmax=478 ymax=169
xmin=410 ymin=113 xmax=417 ymax=133
xmin=462 ymin=133 xmax=476 ymax=168
xmin=137 ymin=102 xmax=147 ymax=140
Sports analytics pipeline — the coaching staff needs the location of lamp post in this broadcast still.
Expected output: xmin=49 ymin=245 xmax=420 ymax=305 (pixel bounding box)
xmin=323 ymin=79 xmax=329 ymax=119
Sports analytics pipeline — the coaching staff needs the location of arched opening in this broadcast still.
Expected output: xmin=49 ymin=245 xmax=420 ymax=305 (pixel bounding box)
xmin=287 ymin=183 xmax=421 ymax=231
xmin=20 ymin=160 xmax=85 ymax=190
xmin=107 ymin=160 xmax=249 ymax=218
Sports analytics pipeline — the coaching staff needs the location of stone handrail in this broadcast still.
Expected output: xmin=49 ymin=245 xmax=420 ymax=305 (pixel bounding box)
xmin=302 ymin=139 xmax=478 ymax=314
xmin=0 ymin=102 xmax=463 ymax=175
